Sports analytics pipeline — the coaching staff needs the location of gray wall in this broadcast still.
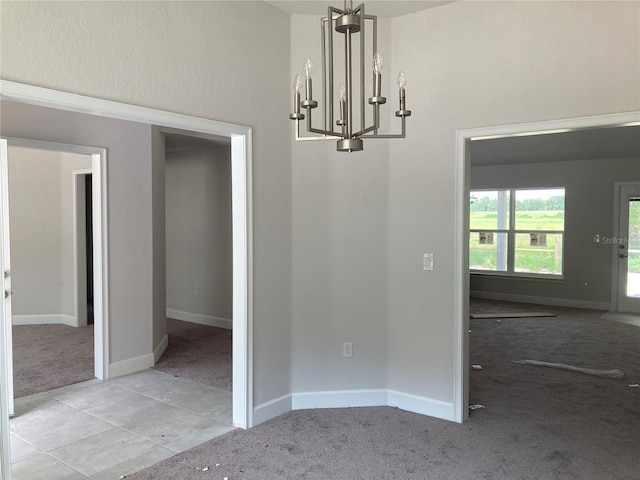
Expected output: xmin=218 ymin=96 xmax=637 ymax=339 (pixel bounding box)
xmin=8 ymin=146 xmax=91 ymax=322
xmin=385 ymin=1 xmax=638 ymax=404
xmin=1 ymin=0 xmax=292 ymax=406
xmin=1 ymin=0 xmax=638 ymax=420
xmin=470 ymin=157 xmax=640 ymax=308
xmin=165 ymin=146 xmax=232 ymax=322
xmin=289 ymin=13 xmax=391 ymax=395
xmin=151 ymin=126 xmax=166 ymax=355
xmin=2 ymin=101 xmax=156 ymax=366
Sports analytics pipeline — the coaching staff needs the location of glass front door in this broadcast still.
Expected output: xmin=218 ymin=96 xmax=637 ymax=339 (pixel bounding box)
xmin=616 ymin=184 xmax=640 ymax=313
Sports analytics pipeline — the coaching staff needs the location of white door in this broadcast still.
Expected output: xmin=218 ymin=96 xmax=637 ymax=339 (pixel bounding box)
xmin=0 ymin=138 xmax=13 ymax=480
xmin=0 ymin=139 xmax=13 ymax=416
xmin=615 ymin=183 xmax=640 ymax=313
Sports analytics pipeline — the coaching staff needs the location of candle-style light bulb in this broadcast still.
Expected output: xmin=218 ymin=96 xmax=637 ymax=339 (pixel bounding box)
xmin=291 ymin=74 xmax=304 ymax=117
xmin=303 ymin=58 xmax=314 ymax=102
xmin=373 ymin=52 xmax=383 ymax=74
xmin=338 ymin=83 xmax=347 ymax=126
xmin=398 ymin=71 xmax=407 ymax=112
xmin=339 ymin=83 xmax=346 ymax=101
xmin=398 ymin=71 xmax=407 ymax=89
xmin=304 ymin=58 xmax=313 ymax=79
xmin=372 ymin=52 xmax=383 ymax=98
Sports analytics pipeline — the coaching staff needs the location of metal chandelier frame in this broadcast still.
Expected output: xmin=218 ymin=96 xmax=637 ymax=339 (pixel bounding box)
xmin=290 ymin=1 xmax=411 ymax=152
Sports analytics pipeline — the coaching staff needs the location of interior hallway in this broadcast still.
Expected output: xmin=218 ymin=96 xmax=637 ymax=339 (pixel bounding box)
xmin=9 ymin=370 xmax=234 ymax=480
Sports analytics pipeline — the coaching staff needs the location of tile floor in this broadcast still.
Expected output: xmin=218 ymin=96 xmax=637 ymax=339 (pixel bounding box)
xmin=9 ymin=369 xmax=235 ymax=479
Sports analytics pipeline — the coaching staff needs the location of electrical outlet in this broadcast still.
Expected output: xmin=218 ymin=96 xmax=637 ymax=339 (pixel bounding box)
xmin=423 ymin=253 xmax=434 ymax=271
xmin=194 ymin=286 xmax=200 ymax=296
xmin=343 ymin=342 xmax=353 ymax=358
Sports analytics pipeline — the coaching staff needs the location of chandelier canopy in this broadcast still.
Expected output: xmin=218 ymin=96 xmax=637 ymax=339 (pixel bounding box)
xmin=289 ymin=1 xmax=411 ymax=153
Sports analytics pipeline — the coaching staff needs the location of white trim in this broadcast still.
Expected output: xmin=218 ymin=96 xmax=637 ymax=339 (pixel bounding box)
xmin=387 ymin=390 xmax=456 ymax=422
xmin=12 ymin=314 xmax=77 ymax=327
xmin=601 ymin=311 xmax=640 ymax=327
xmin=166 ymin=309 xmax=232 ymax=330
xmin=231 ymin=132 xmax=253 ymax=429
xmin=0 ymin=138 xmax=14 ymax=421
xmin=243 ymin=390 xmax=456 ymax=425
xmin=91 ymin=152 xmax=108 ymax=381
xmin=108 ymin=353 xmax=155 ymax=378
xmin=466 ymin=113 xmax=640 ymax=141
xmin=470 ymin=291 xmax=610 ymax=311
xmin=453 ymin=126 xmax=470 ymax=424
xmin=0 ymin=139 xmax=11 ymax=480
xmin=0 ymin=80 xmax=253 ymax=430
xmin=153 ymin=334 xmax=168 ymax=363
xmin=0 ymin=81 xmax=249 ymax=137
xmin=292 ymin=389 xmax=388 ymax=410
xmin=455 ymin=111 xmax=640 ymax=426
xmin=252 ymin=394 xmax=292 ymax=426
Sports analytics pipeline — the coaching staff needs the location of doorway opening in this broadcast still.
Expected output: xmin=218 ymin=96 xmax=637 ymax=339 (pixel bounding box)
xmin=0 ymin=82 xmax=252 ymax=476
xmin=72 ymin=168 xmax=94 ymax=330
xmin=612 ymin=182 xmax=640 ymax=313
xmin=454 ymin=111 xmax=640 ymax=422
xmin=7 ymin=148 xmax=96 ymax=400
xmin=0 ymin=80 xmax=252 ymax=432
xmin=157 ymin=131 xmax=234 ymax=393
xmin=0 ymin=136 xmax=109 ymax=421
xmin=85 ymin=173 xmax=94 ymax=325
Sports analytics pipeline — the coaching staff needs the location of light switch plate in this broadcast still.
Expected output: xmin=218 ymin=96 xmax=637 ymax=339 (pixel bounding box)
xmin=423 ymin=253 xmax=434 ymax=270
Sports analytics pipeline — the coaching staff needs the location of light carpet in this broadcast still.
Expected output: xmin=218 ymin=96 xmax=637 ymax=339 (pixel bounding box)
xmin=129 ymin=300 xmax=640 ymax=479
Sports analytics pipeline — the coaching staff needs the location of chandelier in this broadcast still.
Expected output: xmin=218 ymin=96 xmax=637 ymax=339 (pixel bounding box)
xmin=289 ymin=1 xmax=411 ymax=152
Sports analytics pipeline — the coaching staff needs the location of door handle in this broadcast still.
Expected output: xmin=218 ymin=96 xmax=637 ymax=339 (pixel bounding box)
xmin=619 ymin=253 xmax=628 ymax=259
xmin=4 ymin=290 xmax=9 ymax=299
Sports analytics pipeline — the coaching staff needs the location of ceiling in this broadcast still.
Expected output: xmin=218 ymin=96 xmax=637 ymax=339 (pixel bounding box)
xmin=263 ymin=1 xmax=453 ymax=18
xmin=471 ymin=126 xmax=640 ymax=167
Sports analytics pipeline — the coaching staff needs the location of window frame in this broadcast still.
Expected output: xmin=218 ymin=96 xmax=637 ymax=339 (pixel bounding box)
xmin=469 ymin=187 xmax=565 ymax=279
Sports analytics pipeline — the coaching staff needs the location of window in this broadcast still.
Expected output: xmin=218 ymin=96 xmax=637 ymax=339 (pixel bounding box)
xmin=470 ymin=188 xmax=565 ymax=277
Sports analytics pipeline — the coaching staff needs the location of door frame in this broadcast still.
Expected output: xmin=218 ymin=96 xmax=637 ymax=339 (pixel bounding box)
xmin=0 ymin=80 xmax=253 ymax=475
xmin=454 ymin=111 xmax=640 ymax=423
xmin=611 ymin=182 xmax=640 ymax=312
xmin=2 ymin=139 xmax=109 ymax=381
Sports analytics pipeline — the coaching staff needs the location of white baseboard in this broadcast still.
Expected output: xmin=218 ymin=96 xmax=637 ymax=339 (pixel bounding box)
xmin=166 ymin=309 xmax=232 ymax=330
xmin=13 ymin=314 xmax=77 ymax=327
xmin=471 ymin=291 xmax=610 ymax=311
xmin=253 ymin=394 xmax=292 ymax=426
xmin=250 ymin=389 xmax=455 ymax=427
xmin=601 ymin=312 xmax=640 ymax=327
xmin=108 ymin=353 xmax=155 ymax=379
xmin=387 ymin=390 xmax=455 ymax=422
xmin=292 ymin=389 xmax=388 ymax=410
xmin=153 ymin=334 xmax=168 ymax=363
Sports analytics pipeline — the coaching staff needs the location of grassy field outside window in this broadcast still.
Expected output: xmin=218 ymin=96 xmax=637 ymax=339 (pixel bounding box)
xmin=470 ymin=188 xmax=565 ymax=276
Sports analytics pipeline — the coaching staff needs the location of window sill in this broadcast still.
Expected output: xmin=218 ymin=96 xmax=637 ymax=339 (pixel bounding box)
xmin=470 ymin=271 xmax=565 ymax=282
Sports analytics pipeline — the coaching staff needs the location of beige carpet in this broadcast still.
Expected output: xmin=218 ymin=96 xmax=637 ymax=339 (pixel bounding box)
xmin=153 ymin=318 xmax=232 ymax=392
xmin=129 ymin=300 xmax=640 ymax=479
xmin=12 ymin=323 xmax=94 ymax=398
